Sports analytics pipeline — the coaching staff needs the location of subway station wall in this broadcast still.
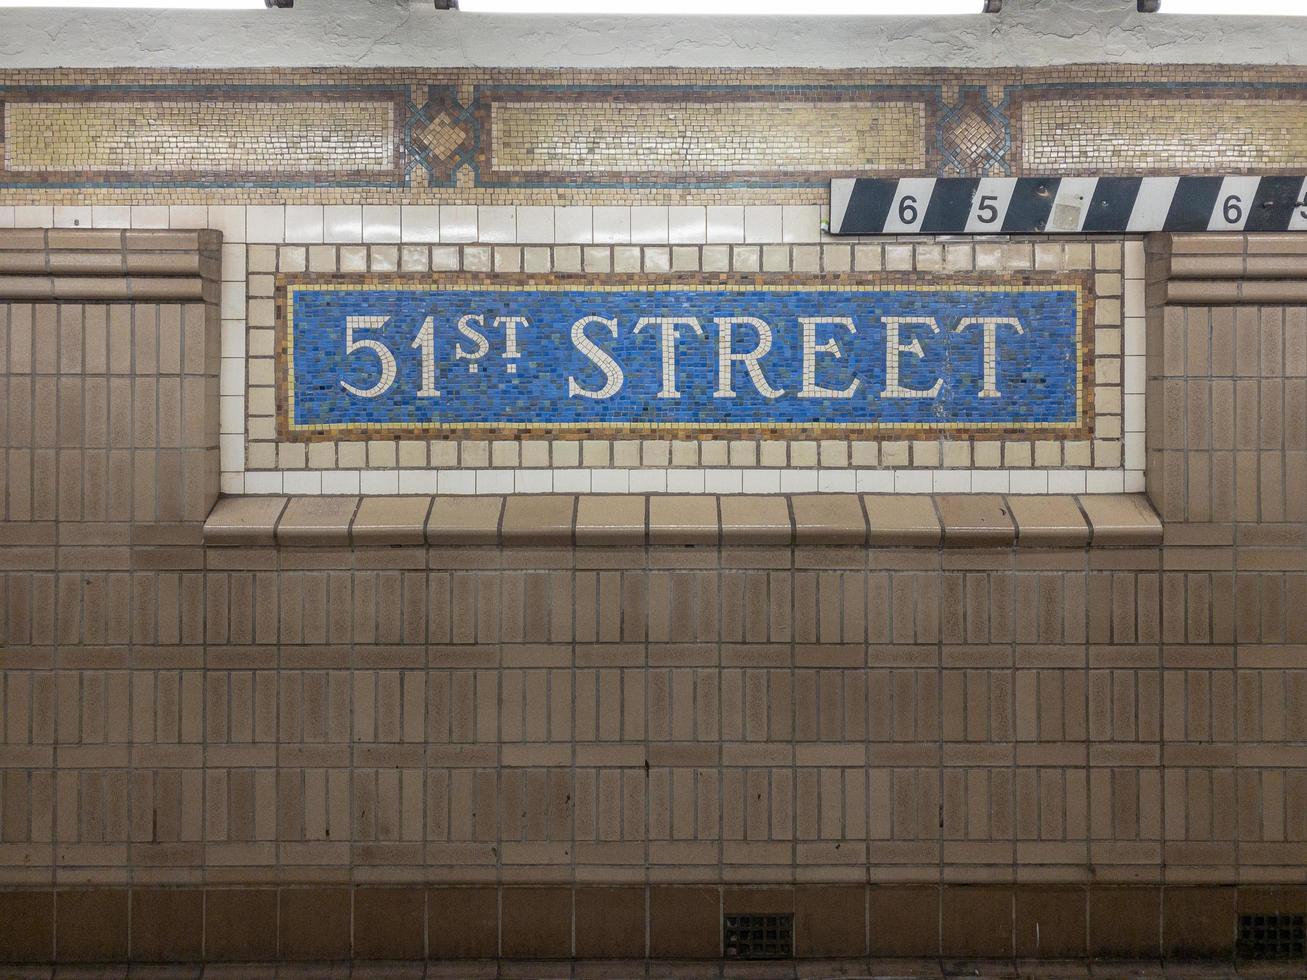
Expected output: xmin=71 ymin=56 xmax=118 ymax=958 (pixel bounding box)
xmin=3 ymin=65 xmax=1246 ymax=494
xmin=0 ymin=60 xmax=1306 ymax=965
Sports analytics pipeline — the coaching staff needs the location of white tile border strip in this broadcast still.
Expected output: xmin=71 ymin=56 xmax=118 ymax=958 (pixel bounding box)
xmin=225 ymin=467 xmax=1140 ymax=496
xmin=222 ymin=225 xmax=1143 ymax=494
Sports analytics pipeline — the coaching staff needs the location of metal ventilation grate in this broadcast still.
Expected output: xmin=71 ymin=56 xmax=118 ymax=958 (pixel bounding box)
xmin=723 ymin=913 xmax=793 ymax=960
xmin=1239 ymin=913 xmax=1306 ymax=960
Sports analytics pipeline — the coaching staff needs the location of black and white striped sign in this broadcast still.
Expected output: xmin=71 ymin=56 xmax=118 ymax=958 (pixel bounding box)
xmin=829 ymin=176 xmax=1307 ymax=235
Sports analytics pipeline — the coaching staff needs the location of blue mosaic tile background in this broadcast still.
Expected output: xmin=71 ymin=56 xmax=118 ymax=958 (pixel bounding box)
xmin=287 ymin=286 xmax=1081 ymax=430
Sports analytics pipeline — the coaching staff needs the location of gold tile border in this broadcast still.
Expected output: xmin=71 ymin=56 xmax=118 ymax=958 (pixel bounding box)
xmin=274 ymin=271 xmax=1094 ymax=443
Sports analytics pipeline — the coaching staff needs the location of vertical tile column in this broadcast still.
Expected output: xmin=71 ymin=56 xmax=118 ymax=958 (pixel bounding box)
xmin=1145 ymin=233 xmax=1307 ymax=524
xmin=1145 ymin=232 xmax=1307 ymax=939
xmin=0 ymin=228 xmax=222 ymax=926
xmin=0 ymin=228 xmax=222 ymax=526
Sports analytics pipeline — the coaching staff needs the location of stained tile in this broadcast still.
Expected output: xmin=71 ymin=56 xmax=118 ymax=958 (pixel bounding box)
xmin=791 ymin=493 xmax=867 ymax=545
xmin=279 ymin=888 xmax=350 ymax=961
xmin=575 ymin=887 xmax=645 ymax=959
xmin=719 ymin=494 xmax=792 ymax=545
xmin=575 ymin=494 xmax=645 ymax=546
xmin=501 ymin=887 xmax=571 ymax=959
xmin=202 ymin=496 xmax=287 ymax=546
xmin=353 ymin=888 xmax=425 ymax=961
xmin=649 ymin=887 xmax=719 ymax=959
xmin=275 ymin=496 xmax=359 ymax=546
xmin=1079 ymin=493 xmax=1163 ymax=545
xmin=0 ymin=890 xmax=53 ymax=962
xmin=351 ymin=495 xmax=432 ymax=545
xmin=55 ymin=890 xmax=128 ymax=963
xmin=864 ymin=493 xmax=941 ymax=546
xmin=204 ymin=889 xmax=278 ymax=962
xmin=427 ymin=494 xmax=504 ymax=545
xmin=1007 ymin=494 xmax=1090 ymax=547
xmin=429 ymin=887 xmax=498 ymax=960
xmin=869 ymin=886 xmax=939 ymax=957
xmin=501 ymin=494 xmax=575 ymax=546
xmin=936 ymin=493 xmax=1016 ymax=547
xmin=130 ymin=888 xmax=203 ymax=962
xmin=649 ymin=495 xmax=718 ymax=546
xmin=1089 ymin=887 xmax=1160 ymax=959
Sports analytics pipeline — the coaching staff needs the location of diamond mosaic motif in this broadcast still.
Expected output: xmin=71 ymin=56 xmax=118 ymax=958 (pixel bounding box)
xmin=405 ymin=86 xmax=478 ymax=184
xmin=937 ymin=87 xmax=1011 ymax=176
xmin=947 ymin=109 xmax=1004 ymax=169
xmin=417 ymin=111 xmax=469 ymax=161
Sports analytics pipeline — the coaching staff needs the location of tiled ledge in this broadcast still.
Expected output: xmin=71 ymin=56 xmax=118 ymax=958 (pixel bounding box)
xmin=0 ymin=227 xmax=220 ymax=301
xmin=1149 ymin=231 xmax=1307 ymax=304
xmin=203 ymin=493 xmax=1162 ymax=548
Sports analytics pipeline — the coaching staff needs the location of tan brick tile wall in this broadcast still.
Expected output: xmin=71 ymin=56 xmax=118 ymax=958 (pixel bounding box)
xmin=0 ymin=190 xmax=1305 ymax=968
xmin=3 ymin=548 xmax=1307 ymax=890
xmin=1 ymin=296 xmax=219 ymax=524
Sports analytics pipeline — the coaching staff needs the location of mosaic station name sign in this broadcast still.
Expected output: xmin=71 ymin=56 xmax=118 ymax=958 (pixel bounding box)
xmin=280 ymin=277 xmax=1087 ymax=437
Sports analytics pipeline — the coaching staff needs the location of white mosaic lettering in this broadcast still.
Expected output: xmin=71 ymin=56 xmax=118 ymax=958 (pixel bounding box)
xmin=411 ymin=315 xmax=440 ymax=398
xmin=880 ymin=316 xmax=942 ymax=400
xmin=568 ymin=315 xmax=624 ymax=400
xmin=713 ymin=316 xmax=784 ymax=400
xmin=316 ymin=295 xmax=1077 ymax=427
xmin=497 ymin=315 xmax=528 ymax=374
xmin=954 ymin=316 xmax=1025 ymax=398
xmin=798 ymin=316 xmax=859 ymax=400
xmin=633 ymin=316 xmax=704 ymax=399
xmin=339 ymin=315 xmax=397 ymax=399
xmin=455 ymin=313 xmax=490 ymax=373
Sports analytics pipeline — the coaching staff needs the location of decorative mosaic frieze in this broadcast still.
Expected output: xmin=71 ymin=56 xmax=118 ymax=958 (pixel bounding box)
xmin=0 ymin=84 xmax=410 ymax=187
xmin=936 ymin=86 xmax=1011 ymax=178
xmin=276 ymin=272 xmax=1092 ymax=442
xmin=408 ymin=86 xmax=478 ymax=187
xmin=1016 ymin=86 xmax=1307 ymax=175
xmin=476 ymin=85 xmax=930 ymax=187
xmin=2 ymin=70 xmax=1307 ymax=201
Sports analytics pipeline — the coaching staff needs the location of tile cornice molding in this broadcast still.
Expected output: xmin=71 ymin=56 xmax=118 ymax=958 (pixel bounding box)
xmin=0 ymin=227 xmax=220 ymax=301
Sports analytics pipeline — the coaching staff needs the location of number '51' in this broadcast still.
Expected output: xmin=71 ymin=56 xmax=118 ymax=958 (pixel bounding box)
xmin=339 ymin=315 xmax=439 ymax=400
